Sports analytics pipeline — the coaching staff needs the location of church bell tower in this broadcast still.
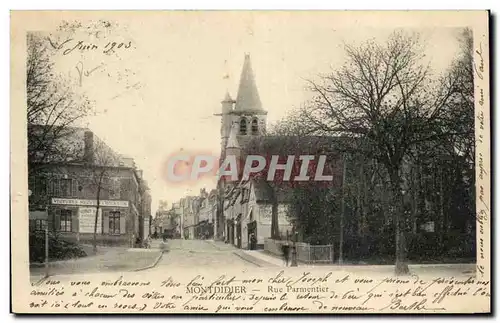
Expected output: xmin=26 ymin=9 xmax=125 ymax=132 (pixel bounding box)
xmin=217 ymin=54 xmax=268 ymax=161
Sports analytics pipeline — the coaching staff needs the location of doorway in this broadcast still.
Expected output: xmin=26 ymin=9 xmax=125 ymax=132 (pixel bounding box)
xmin=247 ymin=220 xmax=257 ymax=250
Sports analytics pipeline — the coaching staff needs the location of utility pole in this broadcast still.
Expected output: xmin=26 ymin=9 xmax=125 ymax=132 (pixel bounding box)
xmin=45 ymin=225 xmax=49 ymax=278
xmin=290 ymin=223 xmax=298 ymax=267
xmin=338 ymin=154 xmax=347 ymax=265
xmin=44 ymin=205 xmax=50 ymax=278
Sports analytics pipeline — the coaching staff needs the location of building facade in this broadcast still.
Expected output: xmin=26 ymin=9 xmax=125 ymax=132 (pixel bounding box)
xmin=28 ymin=128 xmax=152 ymax=247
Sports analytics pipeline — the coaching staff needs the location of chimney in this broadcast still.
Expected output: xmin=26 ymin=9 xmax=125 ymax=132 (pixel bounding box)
xmin=119 ymin=156 xmax=135 ymax=168
xmin=83 ymin=131 xmax=94 ymax=163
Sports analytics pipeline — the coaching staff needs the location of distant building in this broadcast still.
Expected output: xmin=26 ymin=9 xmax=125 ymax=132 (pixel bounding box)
xmin=138 ymin=177 xmax=152 ymax=240
xmin=194 ymin=189 xmax=217 ymax=239
xmin=180 ymin=196 xmax=201 ymax=240
xmin=153 ymin=203 xmax=181 ymax=238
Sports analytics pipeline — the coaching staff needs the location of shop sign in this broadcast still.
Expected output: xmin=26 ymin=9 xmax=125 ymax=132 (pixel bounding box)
xmin=52 ymin=198 xmax=129 ymax=208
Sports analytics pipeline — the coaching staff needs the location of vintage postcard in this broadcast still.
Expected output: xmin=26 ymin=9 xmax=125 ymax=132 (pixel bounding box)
xmin=10 ymin=10 xmax=490 ymax=314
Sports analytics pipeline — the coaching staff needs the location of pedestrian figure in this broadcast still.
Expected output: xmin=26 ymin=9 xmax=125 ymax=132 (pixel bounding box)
xmin=144 ymin=234 xmax=152 ymax=249
xmin=281 ymin=242 xmax=290 ymax=266
xmin=250 ymin=233 xmax=257 ymax=250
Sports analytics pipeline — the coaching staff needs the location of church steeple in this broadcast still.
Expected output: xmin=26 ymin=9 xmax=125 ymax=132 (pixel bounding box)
xmin=234 ymin=54 xmax=263 ymax=112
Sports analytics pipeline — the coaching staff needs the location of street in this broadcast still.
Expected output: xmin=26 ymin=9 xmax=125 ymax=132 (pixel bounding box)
xmin=145 ymin=239 xmax=475 ymax=278
xmin=30 ymin=238 xmax=476 ymax=287
xmin=146 ymin=239 xmax=261 ymax=271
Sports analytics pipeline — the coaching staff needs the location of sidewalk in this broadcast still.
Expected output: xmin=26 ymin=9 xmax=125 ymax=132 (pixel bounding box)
xmin=30 ymin=246 xmax=163 ymax=279
xmin=239 ymin=250 xmax=476 ymax=276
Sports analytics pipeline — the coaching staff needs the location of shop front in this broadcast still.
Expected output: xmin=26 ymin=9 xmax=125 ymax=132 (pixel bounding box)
xmin=49 ymin=198 xmax=134 ymax=247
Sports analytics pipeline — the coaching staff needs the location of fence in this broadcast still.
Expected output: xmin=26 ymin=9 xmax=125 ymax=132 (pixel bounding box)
xmin=264 ymin=238 xmax=334 ymax=264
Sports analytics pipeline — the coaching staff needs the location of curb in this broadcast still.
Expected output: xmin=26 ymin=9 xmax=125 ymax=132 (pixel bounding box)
xmin=233 ymin=251 xmax=261 ymax=267
xmin=233 ymin=250 xmax=279 ymax=268
xmin=132 ymin=250 xmax=164 ymax=272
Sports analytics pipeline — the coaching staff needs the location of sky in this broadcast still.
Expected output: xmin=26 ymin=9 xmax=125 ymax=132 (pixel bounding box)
xmin=45 ymin=12 xmax=463 ymax=213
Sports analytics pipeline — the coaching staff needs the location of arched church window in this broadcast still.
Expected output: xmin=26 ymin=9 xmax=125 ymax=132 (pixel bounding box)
xmin=240 ymin=118 xmax=247 ymax=135
xmin=251 ymin=118 xmax=259 ymax=135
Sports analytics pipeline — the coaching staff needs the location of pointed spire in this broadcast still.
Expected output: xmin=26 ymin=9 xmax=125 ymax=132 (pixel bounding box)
xmin=221 ymin=91 xmax=234 ymax=113
xmin=226 ymin=123 xmax=240 ymax=149
xmin=222 ymin=91 xmax=233 ymax=103
xmin=234 ymin=54 xmax=263 ymax=112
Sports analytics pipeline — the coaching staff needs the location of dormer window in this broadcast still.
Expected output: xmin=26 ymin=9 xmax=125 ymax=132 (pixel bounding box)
xmin=239 ymin=118 xmax=247 ymax=135
xmin=251 ymin=118 xmax=259 ymax=135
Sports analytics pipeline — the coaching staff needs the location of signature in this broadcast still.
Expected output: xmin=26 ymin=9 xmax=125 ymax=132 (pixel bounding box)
xmin=380 ymin=297 xmax=445 ymax=311
xmin=474 ymin=42 xmax=484 ymax=80
xmin=75 ymin=61 xmax=105 ymax=86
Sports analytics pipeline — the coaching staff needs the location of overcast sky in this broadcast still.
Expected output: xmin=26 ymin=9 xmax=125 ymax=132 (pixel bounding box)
xmin=46 ymin=12 xmax=463 ymax=213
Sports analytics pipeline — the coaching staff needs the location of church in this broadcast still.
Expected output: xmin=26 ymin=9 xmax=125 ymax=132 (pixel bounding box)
xmin=213 ymin=54 xmax=475 ymax=265
xmin=215 ymin=54 xmax=295 ymax=250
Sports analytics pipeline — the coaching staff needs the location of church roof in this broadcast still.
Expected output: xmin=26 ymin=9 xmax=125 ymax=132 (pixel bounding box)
xmin=234 ymin=54 xmax=264 ymax=112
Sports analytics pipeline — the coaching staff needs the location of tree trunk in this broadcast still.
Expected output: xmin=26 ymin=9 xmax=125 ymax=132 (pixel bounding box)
xmin=390 ymin=170 xmax=410 ymax=276
xmin=271 ymin=196 xmax=280 ymax=239
xmin=93 ymin=187 xmax=101 ymax=253
xmin=338 ymin=154 xmax=347 ymax=264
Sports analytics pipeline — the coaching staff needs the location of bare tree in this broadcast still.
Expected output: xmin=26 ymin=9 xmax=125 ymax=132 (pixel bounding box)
xmin=85 ymin=139 xmax=122 ymax=252
xmin=302 ymin=31 xmax=462 ymax=275
xmin=27 ymin=33 xmax=92 ymax=175
xmin=441 ymin=28 xmax=475 ymax=172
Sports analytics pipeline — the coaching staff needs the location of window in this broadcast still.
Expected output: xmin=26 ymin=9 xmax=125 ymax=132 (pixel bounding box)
xmin=34 ymin=219 xmax=44 ymax=231
xmin=53 ymin=179 xmax=61 ymax=196
xmin=109 ymin=178 xmax=120 ymax=199
xmin=60 ymin=209 xmax=72 ymax=232
xmin=251 ymin=119 xmax=259 ymax=135
xmin=239 ymin=118 xmax=247 ymax=135
xmin=49 ymin=178 xmax=77 ymax=197
xmin=35 ymin=176 xmax=47 ymax=196
xmin=60 ymin=179 xmax=72 ymax=197
xmin=109 ymin=211 xmax=121 ymax=234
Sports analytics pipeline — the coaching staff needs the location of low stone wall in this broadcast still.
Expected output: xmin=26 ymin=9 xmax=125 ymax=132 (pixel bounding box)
xmin=54 ymin=232 xmax=131 ymax=247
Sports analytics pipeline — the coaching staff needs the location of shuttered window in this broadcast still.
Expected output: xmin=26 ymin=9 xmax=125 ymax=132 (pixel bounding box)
xmin=102 ymin=211 xmax=110 ymax=233
xmin=120 ymin=215 xmax=126 ymax=234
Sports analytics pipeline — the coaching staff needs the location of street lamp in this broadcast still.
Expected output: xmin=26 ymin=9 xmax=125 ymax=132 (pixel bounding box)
xmin=43 ymin=217 xmax=49 ymax=278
